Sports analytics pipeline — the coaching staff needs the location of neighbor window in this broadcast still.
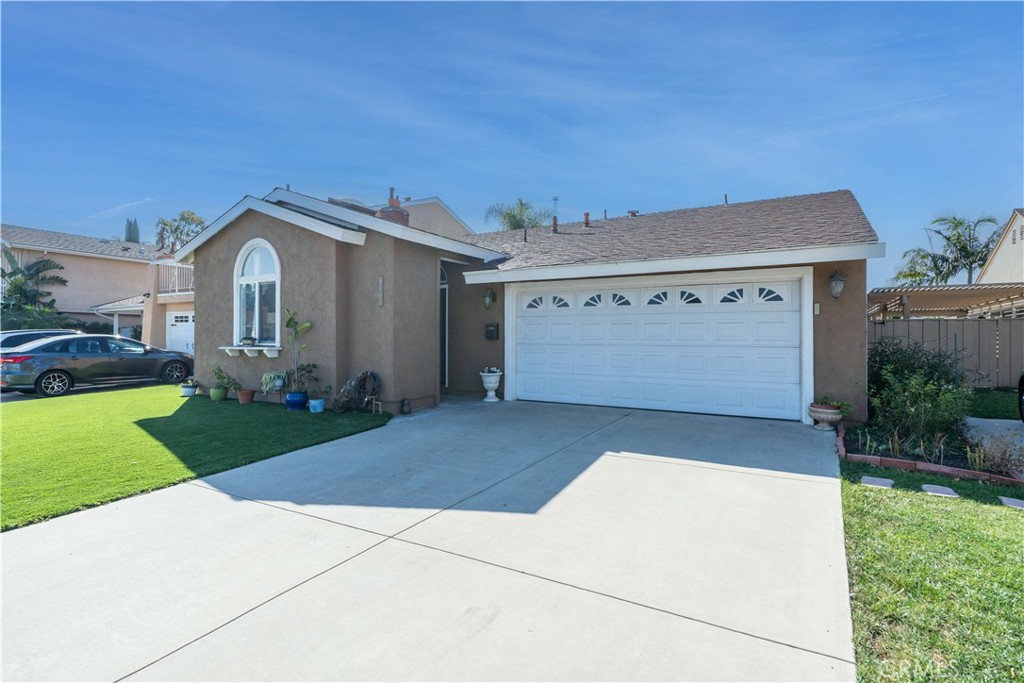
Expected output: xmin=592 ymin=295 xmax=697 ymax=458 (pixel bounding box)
xmin=234 ymin=239 xmax=280 ymax=345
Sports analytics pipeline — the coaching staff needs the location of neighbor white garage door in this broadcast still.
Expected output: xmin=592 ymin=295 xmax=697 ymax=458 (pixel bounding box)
xmin=512 ymin=278 xmax=803 ymax=419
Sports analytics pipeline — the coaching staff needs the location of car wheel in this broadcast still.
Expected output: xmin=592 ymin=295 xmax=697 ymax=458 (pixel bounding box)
xmin=35 ymin=371 xmax=72 ymax=397
xmin=162 ymin=361 xmax=188 ymax=384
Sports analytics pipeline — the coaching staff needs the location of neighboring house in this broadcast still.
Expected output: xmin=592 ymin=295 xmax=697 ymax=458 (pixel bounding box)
xmin=867 ymin=209 xmax=1024 ymax=321
xmin=0 ymin=224 xmax=195 ymax=352
xmin=368 ymin=193 xmax=476 ymax=239
xmin=178 ymin=188 xmax=884 ymax=423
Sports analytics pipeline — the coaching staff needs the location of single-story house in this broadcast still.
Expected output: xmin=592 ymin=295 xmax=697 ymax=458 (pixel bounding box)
xmin=177 ymin=188 xmax=883 ymax=423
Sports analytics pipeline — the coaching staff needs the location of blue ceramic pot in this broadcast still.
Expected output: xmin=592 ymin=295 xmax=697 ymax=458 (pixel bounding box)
xmin=285 ymin=391 xmax=309 ymax=411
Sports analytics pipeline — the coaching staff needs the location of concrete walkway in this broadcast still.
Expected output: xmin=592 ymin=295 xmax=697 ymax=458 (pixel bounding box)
xmin=2 ymin=402 xmax=855 ymax=681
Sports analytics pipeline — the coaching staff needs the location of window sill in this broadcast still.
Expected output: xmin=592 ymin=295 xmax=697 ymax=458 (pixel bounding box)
xmin=219 ymin=345 xmax=281 ymax=359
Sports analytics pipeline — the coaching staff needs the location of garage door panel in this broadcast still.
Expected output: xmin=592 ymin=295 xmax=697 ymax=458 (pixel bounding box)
xmin=513 ymin=278 xmax=802 ymax=420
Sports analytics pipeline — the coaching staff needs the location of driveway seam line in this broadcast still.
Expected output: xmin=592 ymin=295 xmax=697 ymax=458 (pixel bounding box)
xmin=394 ymin=536 xmax=856 ymax=667
xmin=113 ymin=536 xmax=394 ymax=683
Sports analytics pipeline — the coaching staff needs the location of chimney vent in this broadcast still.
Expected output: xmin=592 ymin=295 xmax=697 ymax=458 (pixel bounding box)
xmin=377 ymin=186 xmax=410 ymax=225
xmin=627 ymin=210 xmax=639 ymax=217
xmin=552 ymin=216 xmax=558 ymax=234
xmin=584 ymin=212 xmax=590 ymax=227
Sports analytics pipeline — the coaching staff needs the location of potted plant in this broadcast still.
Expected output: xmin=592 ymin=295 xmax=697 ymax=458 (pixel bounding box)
xmin=307 ymin=384 xmax=332 ymax=414
xmin=237 ymin=387 xmax=257 ymax=404
xmin=480 ymin=366 xmax=502 ymax=403
xmin=260 ymin=370 xmax=288 ymax=398
xmin=210 ymin=365 xmax=241 ymax=402
xmin=284 ymin=309 xmax=313 ymax=410
xmin=239 ymin=336 xmax=256 ymax=346
xmin=180 ymin=377 xmax=199 ymax=398
xmin=808 ymin=396 xmax=851 ymax=431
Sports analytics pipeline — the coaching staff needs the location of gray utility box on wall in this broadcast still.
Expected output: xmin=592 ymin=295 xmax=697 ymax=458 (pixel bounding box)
xmin=485 ymin=323 xmax=500 ymax=340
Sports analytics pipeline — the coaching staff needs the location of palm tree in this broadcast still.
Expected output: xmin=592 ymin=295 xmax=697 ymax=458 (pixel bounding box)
xmin=1 ymin=247 xmax=69 ymax=310
xmin=928 ymin=214 xmax=999 ymax=285
xmin=892 ymin=214 xmax=999 ymax=285
xmin=484 ymin=198 xmax=552 ymax=231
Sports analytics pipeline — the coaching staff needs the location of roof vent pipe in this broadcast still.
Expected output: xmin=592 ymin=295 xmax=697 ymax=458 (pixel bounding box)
xmin=584 ymin=212 xmax=590 ymax=227
xmin=552 ymin=216 xmax=558 ymax=234
xmin=724 ymin=193 xmax=729 ymax=205
xmin=604 ymin=209 xmax=608 ymax=219
xmin=627 ymin=210 xmax=639 ymax=217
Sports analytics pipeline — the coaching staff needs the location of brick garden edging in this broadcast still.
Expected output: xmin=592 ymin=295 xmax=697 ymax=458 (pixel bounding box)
xmin=836 ymin=424 xmax=1024 ymax=488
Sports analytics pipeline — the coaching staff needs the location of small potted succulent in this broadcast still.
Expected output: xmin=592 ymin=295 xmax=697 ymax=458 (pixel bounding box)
xmin=808 ymin=396 xmax=851 ymax=431
xmin=180 ymin=377 xmax=199 ymax=398
xmin=479 ymin=366 xmax=502 ymax=403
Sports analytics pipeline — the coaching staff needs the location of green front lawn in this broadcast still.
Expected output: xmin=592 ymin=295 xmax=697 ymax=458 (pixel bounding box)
xmin=841 ymin=461 xmax=1024 ymax=682
xmin=968 ymin=388 xmax=1021 ymax=420
xmin=1 ymin=385 xmax=390 ymax=530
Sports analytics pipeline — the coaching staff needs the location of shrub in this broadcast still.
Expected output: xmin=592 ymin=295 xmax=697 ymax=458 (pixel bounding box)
xmin=975 ymin=434 xmax=1024 ymax=474
xmin=868 ymin=337 xmax=964 ymax=396
xmin=210 ymin=365 xmax=241 ymax=392
xmin=869 ymin=367 xmax=972 ymax=462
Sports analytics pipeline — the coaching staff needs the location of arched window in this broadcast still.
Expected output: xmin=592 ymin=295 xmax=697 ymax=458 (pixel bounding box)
xmin=234 ymin=239 xmax=281 ymax=345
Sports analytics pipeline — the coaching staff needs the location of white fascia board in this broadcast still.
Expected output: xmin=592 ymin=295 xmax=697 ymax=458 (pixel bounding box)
xmin=92 ymin=302 xmax=144 ymax=314
xmin=464 ymin=242 xmax=886 ymax=285
xmin=175 ymin=196 xmax=366 ymax=264
xmin=265 ymin=189 xmax=502 ymax=261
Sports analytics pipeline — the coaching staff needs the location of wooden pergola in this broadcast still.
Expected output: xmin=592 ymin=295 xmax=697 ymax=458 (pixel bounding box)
xmin=867 ymin=283 xmax=1024 ymax=320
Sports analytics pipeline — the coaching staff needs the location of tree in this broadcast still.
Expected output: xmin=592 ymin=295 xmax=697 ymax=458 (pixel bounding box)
xmin=929 ymin=214 xmax=999 ymax=285
xmin=484 ymin=198 xmax=553 ymax=231
xmin=892 ymin=214 xmax=999 ymax=285
xmin=1 ymin=247 xmax=70 ymax=329
xmin=155 ymin=210 xmax=205 ymax=253
xmin=124 ymin=218 xmax=140 ymax=243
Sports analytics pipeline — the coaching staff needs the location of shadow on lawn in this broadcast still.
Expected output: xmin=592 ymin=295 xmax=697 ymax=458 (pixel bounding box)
xmin=840 ymin=460 xmax=1022 ymax=508
xmin=139 ymin=399 xmax=842 ymax=515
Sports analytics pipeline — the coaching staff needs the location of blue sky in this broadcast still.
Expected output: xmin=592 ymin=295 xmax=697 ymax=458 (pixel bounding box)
xmin=2 ymin=2 xmax=1021 ymax=288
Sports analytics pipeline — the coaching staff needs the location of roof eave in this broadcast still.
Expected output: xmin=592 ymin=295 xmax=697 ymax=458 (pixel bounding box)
xmin=463 ymin=242 xmax=885 ymax=285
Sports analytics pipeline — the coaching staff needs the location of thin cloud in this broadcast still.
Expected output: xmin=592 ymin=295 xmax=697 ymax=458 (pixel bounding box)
xmin=82 ymin=197 xmax=154 ymax=222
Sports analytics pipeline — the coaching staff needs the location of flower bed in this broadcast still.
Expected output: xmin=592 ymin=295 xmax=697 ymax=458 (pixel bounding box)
xmin=838 ymin=424 xmax=1024 ymax=487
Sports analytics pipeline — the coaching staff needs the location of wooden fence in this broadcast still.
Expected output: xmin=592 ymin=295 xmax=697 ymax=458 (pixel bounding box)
xmin=868 ymin=318 xmax=1024 ymax=388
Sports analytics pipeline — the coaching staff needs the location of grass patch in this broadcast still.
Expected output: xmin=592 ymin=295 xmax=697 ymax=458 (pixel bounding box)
xmin=1 ymin=385 xmax=390 ymax=530
xmin=841 ymin=461 xmax=1024 ymax=682
xmin=968 ymin=389 xmax=1021 ymax=421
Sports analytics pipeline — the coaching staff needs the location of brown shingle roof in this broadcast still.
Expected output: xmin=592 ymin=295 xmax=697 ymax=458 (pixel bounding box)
xmin=1 ymin=224 xmax=166 ymax=261
xmin=462 ymin=190 xmax=878 ymax=271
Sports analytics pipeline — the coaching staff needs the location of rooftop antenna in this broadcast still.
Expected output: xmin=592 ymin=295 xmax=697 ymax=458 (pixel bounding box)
xmin=552 ymin=195 xmax=559 ymax=218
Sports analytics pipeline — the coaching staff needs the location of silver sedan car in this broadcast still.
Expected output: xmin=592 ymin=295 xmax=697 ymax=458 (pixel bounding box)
xmin=0 ymin=335 xmax=192 ymax=397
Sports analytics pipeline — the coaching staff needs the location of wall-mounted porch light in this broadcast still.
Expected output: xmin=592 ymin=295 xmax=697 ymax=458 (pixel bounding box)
xmin=482 ymin=288 xmax=497 ymax=310
xmin=829 ymin=272 xmax=847 ymax=299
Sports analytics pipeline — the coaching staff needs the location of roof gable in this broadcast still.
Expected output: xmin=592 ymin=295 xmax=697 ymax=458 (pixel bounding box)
xmin=176 ymin=189 xmax=504 ymax=264
xmin=976 ymin=209 xmax=1024 ymax=284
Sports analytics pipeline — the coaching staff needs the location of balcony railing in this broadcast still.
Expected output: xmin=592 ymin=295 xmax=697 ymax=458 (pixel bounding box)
xmin=158 ymin=263 xmax=194 ymax=294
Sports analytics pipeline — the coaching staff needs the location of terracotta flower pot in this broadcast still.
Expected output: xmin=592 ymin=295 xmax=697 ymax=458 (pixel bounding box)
xmin=237 ymin=389 xmax=256 ymax=404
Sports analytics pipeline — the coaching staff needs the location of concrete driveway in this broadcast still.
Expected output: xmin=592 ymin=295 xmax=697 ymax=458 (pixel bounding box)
xmin=2 ymin=402 xmax=855 ymax=681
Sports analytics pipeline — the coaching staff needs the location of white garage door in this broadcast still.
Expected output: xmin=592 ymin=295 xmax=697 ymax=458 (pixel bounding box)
xmin=513 ymin=279 xmax=802 ymax=419
xmin=166 ymin=311 xmax=195 ymax=354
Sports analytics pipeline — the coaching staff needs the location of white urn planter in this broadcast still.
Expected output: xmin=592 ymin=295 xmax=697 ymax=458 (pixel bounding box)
xmin=808 ymin=404 xmax=843 ymax=431
xmin=480 ymin=371 xmax=502 ymax=403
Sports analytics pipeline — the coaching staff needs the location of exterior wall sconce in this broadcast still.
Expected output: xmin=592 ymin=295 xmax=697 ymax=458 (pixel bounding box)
xmin=829 ymin=272 xmax=847 ymax=299
xmin=482 ymin=288 xmax=497 ymax=310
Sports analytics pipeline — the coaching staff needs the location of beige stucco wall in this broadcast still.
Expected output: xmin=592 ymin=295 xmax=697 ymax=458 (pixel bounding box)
xmin=405 ymin=202 xmax=472 ymax=239
xmin=391 ymin=241 xmax=441 ymax=410
xmin=446 ymin=262 xmax=505 ymax=397
xmin=343 ymin=230 xmax=396 ymax=405
xmin=193 ymin=211 xmax=339 ymax=394
xmin=10 ymin=247 xmax=149 ymax=315
xmin=811 ymin=260 xmax=868 ymax=422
